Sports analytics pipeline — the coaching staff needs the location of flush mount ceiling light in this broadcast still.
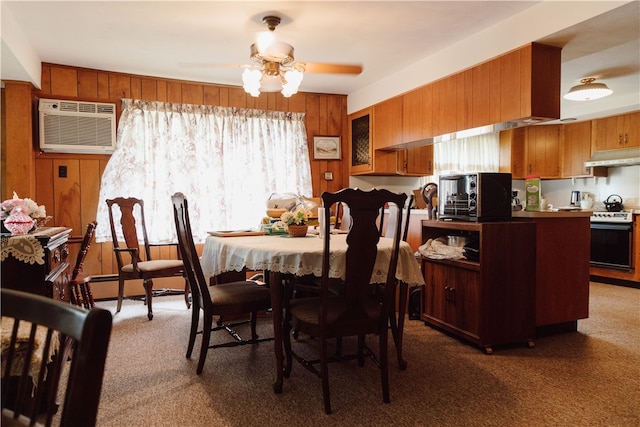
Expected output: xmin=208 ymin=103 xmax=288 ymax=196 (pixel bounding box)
xmin=564 ymin=78 xmax=613 ymax=101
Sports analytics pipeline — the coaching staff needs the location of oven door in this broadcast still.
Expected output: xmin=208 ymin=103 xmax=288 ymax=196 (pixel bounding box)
xmin=590 ymin=222 xmax=634 ymax=270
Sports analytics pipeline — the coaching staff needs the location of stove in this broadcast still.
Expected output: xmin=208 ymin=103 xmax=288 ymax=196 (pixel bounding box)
xmin=590 ymin=211 xmax=633 ymax=223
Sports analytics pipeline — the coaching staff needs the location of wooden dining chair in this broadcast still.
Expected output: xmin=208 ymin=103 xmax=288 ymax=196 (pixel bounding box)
xmin=106 ymin=197 xmax=188 ymax=320
xmin=282 ymin=188 xmax=407 ymax=414
xmin=380 ymin=194 xmax=415 ymax=370
xmin=171 ymin=192 xmax=273 ymax=374
xmin=69 ymin=221 xmax=97 ymax=309
xmin=1 ymin=288 xmax=112 ymax=427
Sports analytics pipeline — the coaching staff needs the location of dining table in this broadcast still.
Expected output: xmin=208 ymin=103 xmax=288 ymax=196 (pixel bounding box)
xmin=201 ymin=231 xmax=425 ymax=393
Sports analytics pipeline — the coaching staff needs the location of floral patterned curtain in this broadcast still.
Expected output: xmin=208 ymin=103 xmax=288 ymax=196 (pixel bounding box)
xmin=95 ymin=99 xmax=312 ymax=244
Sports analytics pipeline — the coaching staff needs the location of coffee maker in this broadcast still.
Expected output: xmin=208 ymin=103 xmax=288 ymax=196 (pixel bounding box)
xmin=511 ymin=190 xmax=522 ymax=211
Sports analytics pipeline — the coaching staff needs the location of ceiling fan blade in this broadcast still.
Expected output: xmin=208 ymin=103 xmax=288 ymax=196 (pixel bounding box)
xmin=177 ymin=62 xmax=248 ymax=69
xmin=299 ymin=62 xmax=363 ymax=75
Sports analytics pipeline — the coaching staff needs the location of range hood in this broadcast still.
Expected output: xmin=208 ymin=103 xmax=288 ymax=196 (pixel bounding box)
xmin=585 ymin=147 xmax=640 ymax=167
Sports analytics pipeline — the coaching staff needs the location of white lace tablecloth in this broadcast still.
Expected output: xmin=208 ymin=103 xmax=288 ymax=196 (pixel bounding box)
xmin=201 ymin=234 xmax=425 ymax=286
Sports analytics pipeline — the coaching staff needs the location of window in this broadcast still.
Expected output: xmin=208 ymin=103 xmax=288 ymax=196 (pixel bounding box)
xmin=95 ymin=99 xmax=312 ymax=244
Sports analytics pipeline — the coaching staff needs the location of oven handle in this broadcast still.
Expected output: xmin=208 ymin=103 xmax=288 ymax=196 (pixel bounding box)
xmin=590 ymin=222 xmax=633 ymax=231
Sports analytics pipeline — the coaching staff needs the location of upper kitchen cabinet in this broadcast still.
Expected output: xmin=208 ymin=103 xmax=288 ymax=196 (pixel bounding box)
xmin=562 ymin=120 xmax=607 ymax=178
xmin=348 ymin=107 xmax=397 ymax=175
xmin=592 ymin=111 xmax=640 ymax=151
xmin=349 ymin=107 xmax=374 ymax=174
xmin=397 ymin=145 xmax=434 ymax=176
xmin=525 ymin=125 xmax=561 ymax=178
xmin=373 ymin=96 xmax=403 ymax=150
xmin=499 ymin=128 xmax=526 ymax=179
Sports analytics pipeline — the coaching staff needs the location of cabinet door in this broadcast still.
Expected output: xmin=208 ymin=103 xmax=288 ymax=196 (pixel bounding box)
xmin=562 ymin=120 xmax=607 ymax=178
xmin=402 ymin=89 xmax=423 ymax=143
xmin=499 ymin=128 xmax=526 ymax=179
xmin=423 ymin=262 xmax=480 ymax=336
xmin=592 ymin=115 xmax=623 ymax=151
xmin=526 ymin=125 xmax=560 ymax=178
xmin=349 ymin=108 xmax=373 ymax=174
xmin=398 ymin=145 xmax=433 ymax=176
xmin=621 ymin=111 xmax=639 ymax=148
xmin=373 ymin=96 xmax=403 ymax=149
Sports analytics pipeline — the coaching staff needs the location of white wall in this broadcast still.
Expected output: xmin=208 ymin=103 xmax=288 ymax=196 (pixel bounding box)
xmin=513 ymin=166 xmax=640 ymax=211
xmin=351 ymin=165 xmax=640 ymax=212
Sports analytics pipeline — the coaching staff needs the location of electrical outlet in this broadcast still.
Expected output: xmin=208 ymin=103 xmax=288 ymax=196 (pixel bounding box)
xmin=58 ymin=165 xmax=67 ymax=178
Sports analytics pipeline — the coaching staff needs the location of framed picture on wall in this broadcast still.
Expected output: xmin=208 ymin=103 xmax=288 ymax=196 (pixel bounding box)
xmin=313 ymin=136 xmax=341 ymax=160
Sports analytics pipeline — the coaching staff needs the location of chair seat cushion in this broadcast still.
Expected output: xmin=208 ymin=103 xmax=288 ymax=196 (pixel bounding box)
xmin=122 ymin=259 xmax=183 ymax=273
xmin=208 ymin=281 xmax=271 ymax=307
xmin=290 ymin=295 xmax=381 ymax=325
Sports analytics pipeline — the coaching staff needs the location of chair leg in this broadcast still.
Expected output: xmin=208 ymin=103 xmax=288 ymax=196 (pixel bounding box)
xmin=380 ymin=328 xmax=390 ymax=404
xmin=320 ymin=337 xmax=332 ymax=414
xmin=144 ymin=279 xmax=154 ymax=320
xmin=78 ymin=283 xmax=90 ymax=309
xmin=70 ymin=281 xmax=83 ymax=307
xmin=197 ymin=315 xmax=213 ymax=374
xmin=183 ymin=278 xmax=191 ymax=309
xmin=250 ymin=311 xmax=259 ymax=341
xmin=394 ymin=281 xmax=408 ymax=370
xmin=116 ymin=278 xmax=125 ymax=313
xmin=186 ymin=303 xmax=200 ymax=359
xmin=357 ymin=335 xmax=366 ymax=367
xmin=85 ymin=282 xmax=96 ymax=307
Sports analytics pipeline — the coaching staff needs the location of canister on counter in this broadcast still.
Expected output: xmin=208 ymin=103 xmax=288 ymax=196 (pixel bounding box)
xmin=525 ymin=174 xmax=541 ymax=211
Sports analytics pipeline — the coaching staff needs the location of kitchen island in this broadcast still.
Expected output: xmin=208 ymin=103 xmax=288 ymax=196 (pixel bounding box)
xmin=512 ymin=210 xmax=592 ymax=334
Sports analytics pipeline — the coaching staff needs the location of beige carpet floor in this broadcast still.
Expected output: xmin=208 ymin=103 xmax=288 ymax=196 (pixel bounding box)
xmin=93 ymin=282 xmax=639 ymax=426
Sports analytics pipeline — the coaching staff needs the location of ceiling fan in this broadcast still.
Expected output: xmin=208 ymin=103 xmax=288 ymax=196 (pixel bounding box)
xmin=189 ymin=15 xmax=363 ymax=97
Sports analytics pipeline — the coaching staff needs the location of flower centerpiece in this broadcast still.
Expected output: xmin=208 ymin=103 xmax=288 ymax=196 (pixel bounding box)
xmin=1 ymin=192 xmax=49 ymax=235
xmin=280 ymin=206 xmax=312 ymax=237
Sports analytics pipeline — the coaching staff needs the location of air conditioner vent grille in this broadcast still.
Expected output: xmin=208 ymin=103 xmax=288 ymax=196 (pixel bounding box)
xmin=39 ymin=98 xmax=117 ymax=154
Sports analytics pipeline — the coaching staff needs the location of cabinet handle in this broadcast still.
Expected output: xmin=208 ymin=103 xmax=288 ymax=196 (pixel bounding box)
xmin=624 ymin=134 xmax=628 ymax=145
xmin=619 ymin=134 xmax=623 ymax=146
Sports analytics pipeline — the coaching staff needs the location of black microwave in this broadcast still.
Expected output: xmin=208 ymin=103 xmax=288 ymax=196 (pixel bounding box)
xmin=438 ymin=172 xmax=512 ymax=222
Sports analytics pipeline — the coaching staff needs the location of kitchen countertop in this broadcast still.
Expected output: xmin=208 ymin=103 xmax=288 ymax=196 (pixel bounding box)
xmin=512 ymin=210 xmax=592 ymax=219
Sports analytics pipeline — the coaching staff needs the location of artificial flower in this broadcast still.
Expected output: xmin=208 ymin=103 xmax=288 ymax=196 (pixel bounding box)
xmin=1 ymin=192 xmax=47 ymax=220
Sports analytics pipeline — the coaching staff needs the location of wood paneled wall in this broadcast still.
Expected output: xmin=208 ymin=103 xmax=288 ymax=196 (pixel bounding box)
xmin=2 ymin=63 xmax=350 ymax=295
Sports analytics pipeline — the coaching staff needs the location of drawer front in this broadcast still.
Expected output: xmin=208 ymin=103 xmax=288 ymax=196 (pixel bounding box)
xmin=47 ymin=242 xmax=69 ymax=274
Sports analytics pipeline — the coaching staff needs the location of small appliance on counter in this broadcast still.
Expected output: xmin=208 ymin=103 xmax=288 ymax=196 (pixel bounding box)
xmin=438 ymin=172 xmax=512 ymax=222
xmin=420 ymin=182 xmax=438 ymax=220
xmin=603 ymin=194 xmax=624 ymax=212
xmin=570 ymin=190 xmax=581 ymax=207
xmin=511 ymin=190 xmax=522 ymax=211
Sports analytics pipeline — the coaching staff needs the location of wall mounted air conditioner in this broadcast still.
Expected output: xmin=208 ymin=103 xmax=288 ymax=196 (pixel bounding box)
xmin=39 ymin=99 xmax=117 ymax=154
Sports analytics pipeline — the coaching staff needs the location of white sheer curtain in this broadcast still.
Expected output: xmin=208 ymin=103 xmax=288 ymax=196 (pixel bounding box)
xmin=434 ymin=132 xmax=500 ymax=175
xmin=95 ymin=99 xmax=312 ymax=244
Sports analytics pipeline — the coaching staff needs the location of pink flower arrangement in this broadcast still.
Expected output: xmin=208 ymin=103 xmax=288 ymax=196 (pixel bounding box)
xmin=1 ymin=192 xmax=47 ymax=221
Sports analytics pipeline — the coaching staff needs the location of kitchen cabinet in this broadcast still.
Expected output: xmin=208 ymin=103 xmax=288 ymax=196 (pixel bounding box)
xmin=525 ymin=125 xmax=561 ymax=178
xmin=397 ymin=145 xmax=433 ymax=176
xmin=373 ymin=96 xmax=403 ymax=150
xmin=348 ymin=107 xmax=397 ymax=175
xmin=348 ymin=108 xmax=374 ymax=174
xmin=592 ymin=111 xmax=640 ymax=151
xmin=1 ymin=227 xmax=72 ymax=302
xmin=420 ymin=220 xmax=536 ymax=353
xmin=562 ymin=120 xmax=607 ymax=178
xmin=499 ymin=128 xmax=526 ymax=179
xmin=512 ymin=212 xmax=591 ymax=333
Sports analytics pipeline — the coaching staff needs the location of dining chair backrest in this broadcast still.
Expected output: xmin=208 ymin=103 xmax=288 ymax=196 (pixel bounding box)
xmin=106 ymin=197 xmax=152 ymax=264
xmin=1 ymin=288 xmax=112 ymax=427
xmin=71 ymin=221 xmax=97 ymax=282
xmin=383 ymin=194 xmax=414 ymax=242
xmin=171 ymin=193 xmax=208 ymax=311
xmin=321 ymin=188 xmax=407 ymax=308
